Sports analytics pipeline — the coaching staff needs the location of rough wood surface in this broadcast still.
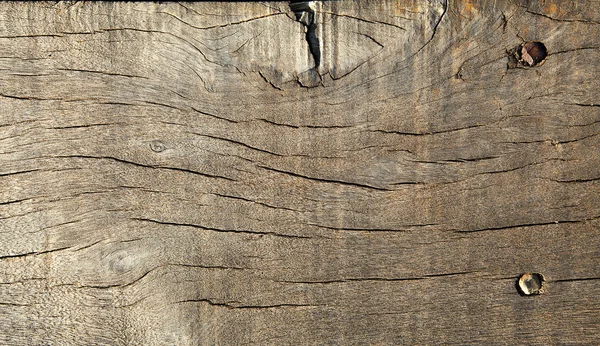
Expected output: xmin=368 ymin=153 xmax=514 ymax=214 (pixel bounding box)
xmin=1 ymin=1 xmax=599 ymax=345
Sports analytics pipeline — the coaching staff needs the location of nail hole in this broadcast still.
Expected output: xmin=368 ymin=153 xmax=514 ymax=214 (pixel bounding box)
xmin=517 ymin=41 xmax=547 ymax=67
xmin=517 ymin=273 xmax=545 ymax=295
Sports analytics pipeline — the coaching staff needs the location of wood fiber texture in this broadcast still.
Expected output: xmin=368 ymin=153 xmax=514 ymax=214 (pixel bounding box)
xmin=1 ymin=1 xmax=599 ymax=345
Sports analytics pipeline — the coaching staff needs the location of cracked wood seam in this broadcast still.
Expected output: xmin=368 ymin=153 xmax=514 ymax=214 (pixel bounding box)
xmin=0 ymin=1 xmax=599 ymax=345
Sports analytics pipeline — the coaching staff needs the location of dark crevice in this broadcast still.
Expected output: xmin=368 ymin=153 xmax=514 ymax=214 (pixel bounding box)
xmin=291 ymin=1 xmax=320 ymax=68
xmin=74 ymin=263 xmax=249 ymax=290
xmin=321 ymin=12 xmax=406 ymax=31
xmin=550 ymin=47 xmax=600 ymax=56
xmin=36 ymin=219 xmax=85 ymax=234
xmin=566 ymin=103 xmax=600 ymax=108
xmin=175 ymin=299 xmax=320 ymax=309
xmin=278 ymin=271 xmax=477 ymax=285
xmin=132 ymin=217 xmax=312 ymax=239
xmin=80 ymin=269 xmax=155 ymax=290
xmin=0 ymin=198 xmax=32 ymax=206
xmin=548 ymin=177 xmax=600 ymax=183
xmin=56 ymin=68 xmax=148 ymax=79
xmin=356 ymin=32 xmax=384 ymax=49
xmin=307 ymin=223 xmax=437 ymax=232
xmin=365 ymin=121 xmax=490 ymax=137
xmin=0 ymin=246 xmax=71 ymax=261
xmin=0 ymin=93 xmax=61 ymax=101
xmin=189 ymin=131 xmax=285 ymax=157
xmin=523 ymin=8 xmax=600 ymax=25
xmin=212 ymin=193 xmax=304 ymax=213
xmin=0 ymin=34 xmax=63 ymax=39
xmin=169 ymin=263 xmax=249 ymax=271
xmin=46 ymin=122 xmax=126 ymax=130
xmin=258 ymin=71 xmax=283 ymax=91
xmin=551 ymin=277 xmax=600 ymax=283
xmin=258 ymin=165 xmax=393 ymax=191
xmin=158 ymin=10 xmax=286 ymax=31
xmin=190 ymin=107 xmax=239 ymax=124
xmin=455 ymin=218 xmax=598 ymax=233
xmin=278 ymin=277 xmax=424 ymax=284
xmin=423 ymin=271 xmax=478 ymax=278
xmin=258 ymin=118 xmax=300 ymax=129
xmin=0 ymin=302 xmax=31 ymax=307
xmin=412 ymin=0 xmax=447 ymax=57
xmin=53 ymin=154 xmax=237 ymax=182
xmin=305 ymin=13 xmax=320 ymax=67
xmin=72 ymin=240 xmax=104 ymax=253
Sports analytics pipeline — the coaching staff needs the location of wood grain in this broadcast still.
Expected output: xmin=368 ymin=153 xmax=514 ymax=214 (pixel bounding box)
xmin=1 ymin=1 xmax=599 ymax=344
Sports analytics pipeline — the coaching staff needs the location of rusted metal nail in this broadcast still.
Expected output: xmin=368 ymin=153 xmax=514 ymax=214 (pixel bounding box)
xmin=518 ymin=273 xmax=545 ymax=295
xmin=517 ymin=42 xmax=547 ymax=67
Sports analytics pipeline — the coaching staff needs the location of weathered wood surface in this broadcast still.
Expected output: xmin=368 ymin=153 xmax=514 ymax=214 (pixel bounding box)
xmin=1 ymin=1 xmax=599 ymax=344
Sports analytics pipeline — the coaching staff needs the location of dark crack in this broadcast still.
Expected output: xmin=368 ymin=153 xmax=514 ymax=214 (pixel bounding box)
xmin=455 ymin=217 xmax=599 ymax=234
xmin=175 ymin=299 xmax=320 ymax=309
xmin=258 ymin=165 xmax=393 ymax=191
xmin=53 ymin=154 xmax=237 ymax=182
xmin=290 ymin=1 xmax=320 ymax=68
xmin=132 ymin=217 xmax=312 ymax=239
xmin=551 ymin=277 xmax=600 ymax=283
xmin=277 ymin=271 xmax=476 ymax=285
xmin=0 ymin=246 xmax=71 ymax=261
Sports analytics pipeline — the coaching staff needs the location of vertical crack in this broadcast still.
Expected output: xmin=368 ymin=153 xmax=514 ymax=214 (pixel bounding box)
xmin=290 ymin=1 xmax=321 ymax=68
xmin=304 ymin=12 xmax=321 ymax=67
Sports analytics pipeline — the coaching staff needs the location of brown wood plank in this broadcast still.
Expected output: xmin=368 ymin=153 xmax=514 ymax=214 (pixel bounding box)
xmin=1 ymin=1 xmax=599 ymax=344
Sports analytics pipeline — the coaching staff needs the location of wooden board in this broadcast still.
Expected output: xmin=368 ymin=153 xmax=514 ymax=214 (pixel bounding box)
xmin=1 ymin=1 xmax=599 ymax=344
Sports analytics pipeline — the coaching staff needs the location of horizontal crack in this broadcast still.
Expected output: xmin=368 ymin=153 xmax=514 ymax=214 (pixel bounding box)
xmin=175 ymin=299 xmax=320 ymax=309
xmin=132 ymin=217 xmax=312 ymax=239
xmin=53 ymin=155 xmax=237 ymax=182
xmin=551 ymin=277 xmax=600 ymax=283
xmin=258 ymin=165 xmax=392 ymax=191
xmin=456 ymin=217 xmax=599 ymax=233
xmin=0 ymin=246 xmax=71 ymax=261
xmin=277 ymin=271 xmax=476 ymax=285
